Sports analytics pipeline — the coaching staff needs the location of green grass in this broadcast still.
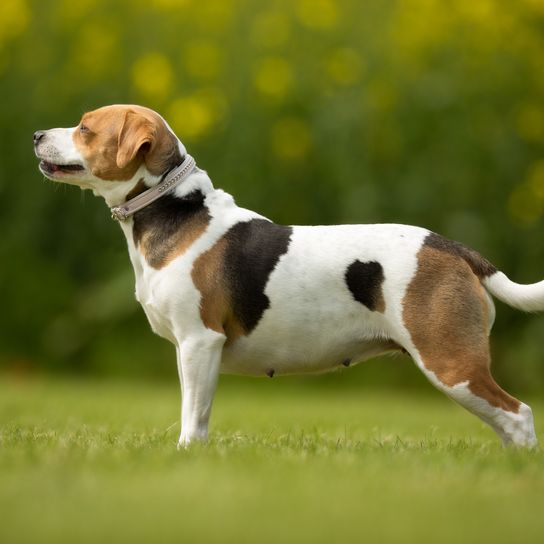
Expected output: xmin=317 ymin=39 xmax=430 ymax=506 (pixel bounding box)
xmin=1 ymin=376 xmax=543 ymax=544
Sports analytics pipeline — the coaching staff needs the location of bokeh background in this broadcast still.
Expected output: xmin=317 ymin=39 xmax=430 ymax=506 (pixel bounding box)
xmin=1 ymin=0 xmax=544 ymax=393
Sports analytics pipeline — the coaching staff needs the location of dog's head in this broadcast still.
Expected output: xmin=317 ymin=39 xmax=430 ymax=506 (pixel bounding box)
xmin=34 ymin=105 xmax=184 ymax=201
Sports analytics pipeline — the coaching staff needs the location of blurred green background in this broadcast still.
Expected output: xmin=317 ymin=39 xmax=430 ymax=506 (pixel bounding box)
xmin=1 ymin=0 xmax=544 ymax=393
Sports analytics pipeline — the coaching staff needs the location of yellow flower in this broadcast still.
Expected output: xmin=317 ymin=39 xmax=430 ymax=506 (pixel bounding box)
xmin=56 ymin=0 xmax=101 ymax=25
xmin=0 ymin=0 xmax=30 ymax=45
xmin=254 ymin=57 xmax=293 ymax=100
xmin=168 ymin=89 xmax=228 ymax=142
xmin=456 ymin=0 xmax=494 ymax=21
xmin=195 ymin=0 xmax=235 ymax=32
xmin=524 ymin=0 xmax=544 ymax=15
xmin=389 ymin=0 xmax=450 ymax=61
xmin=132 ymin=53 xmax=174 ymax=103
xmin=271 ymin=117 xmax=312 ymax=160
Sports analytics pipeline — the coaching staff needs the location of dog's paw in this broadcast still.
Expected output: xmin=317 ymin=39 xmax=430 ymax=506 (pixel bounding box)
xmin=177 ymin=430 xmax=208 ymax=449
xmin=177 ymin=438 xmax=189 ymax=450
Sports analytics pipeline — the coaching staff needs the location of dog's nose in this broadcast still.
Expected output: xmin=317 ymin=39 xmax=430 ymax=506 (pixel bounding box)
xmin=33 ymin=131 xmax=45 ymax=145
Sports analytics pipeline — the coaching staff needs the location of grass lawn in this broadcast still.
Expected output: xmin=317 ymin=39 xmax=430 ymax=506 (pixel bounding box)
xmin=0 ymin=375 xmax=543 ymax=544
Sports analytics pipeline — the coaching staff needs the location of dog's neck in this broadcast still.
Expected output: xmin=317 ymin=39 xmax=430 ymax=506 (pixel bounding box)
xmin=115 ymin=170 xmax=215 ymax=282
xmin=92 ymin=163 xmax=215 ymax=210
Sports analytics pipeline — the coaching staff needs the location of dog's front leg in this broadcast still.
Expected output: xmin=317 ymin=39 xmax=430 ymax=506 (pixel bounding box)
xmin=175 ymin=345 xmax=184 ymax=426
xmin=176 ymin=331 xmax=225 ymax=447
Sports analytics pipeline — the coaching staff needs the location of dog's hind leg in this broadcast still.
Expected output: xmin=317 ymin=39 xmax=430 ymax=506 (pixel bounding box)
xmin=402 ymin=246 xmax=537 ymax=447
xmin=412 ymin=349 xmax=537 ymax=447
xmin=176 ymin=330 xmax=225 ymax=447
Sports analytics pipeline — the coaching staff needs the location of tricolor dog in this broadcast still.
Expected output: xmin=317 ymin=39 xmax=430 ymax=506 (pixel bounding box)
xmin=34 ymin=104 xmax=542 ymax=448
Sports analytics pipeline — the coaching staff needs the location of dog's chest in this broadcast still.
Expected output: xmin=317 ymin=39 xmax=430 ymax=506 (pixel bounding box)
xmin=136 ymin=281 xmax=174 ymax=341
xmin=133 ymin=260 xmax=205 ymax=342
xmin=123 ymin=222 xmax=199 ymax=342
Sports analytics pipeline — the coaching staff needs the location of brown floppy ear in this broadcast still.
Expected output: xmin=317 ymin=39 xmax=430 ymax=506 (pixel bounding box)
xmin=116 ymin=111 xmax=156 ymax=170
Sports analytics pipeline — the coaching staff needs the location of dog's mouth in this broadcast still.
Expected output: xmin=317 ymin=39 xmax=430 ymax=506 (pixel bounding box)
xmin=39 ymin=160 xmax=85 ymax=176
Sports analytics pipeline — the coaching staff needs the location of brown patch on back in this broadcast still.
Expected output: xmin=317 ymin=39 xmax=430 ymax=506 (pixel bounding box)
xmin=73 ymin=105 xmax=182 ymax=181
xmin=191 ymin=237 xmax=245 ymax=345
xmin=403 ymin=245 xmax=520 ymax=413
xmin=424 ymin=232 xmax=497 ymax=278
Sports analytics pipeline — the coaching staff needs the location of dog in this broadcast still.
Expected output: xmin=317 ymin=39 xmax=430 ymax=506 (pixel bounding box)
xmin=34 ymin=104 xmax=542 ymax=448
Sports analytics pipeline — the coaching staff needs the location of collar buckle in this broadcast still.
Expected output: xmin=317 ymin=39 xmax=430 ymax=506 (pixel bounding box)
xmin=111 ymin=206 xmax=128 ymax=221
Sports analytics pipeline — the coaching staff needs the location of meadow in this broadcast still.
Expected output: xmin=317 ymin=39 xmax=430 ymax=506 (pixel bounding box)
xmin=1 ymin=375 xmax=543 ymax=544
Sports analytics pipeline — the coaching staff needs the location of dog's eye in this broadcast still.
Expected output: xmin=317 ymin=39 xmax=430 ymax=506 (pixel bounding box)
xmin=79 ymin=124 xmax=90 ymax=134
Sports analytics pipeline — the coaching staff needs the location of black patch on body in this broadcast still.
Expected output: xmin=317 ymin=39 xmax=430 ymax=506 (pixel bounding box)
xmin=345 ymin=260 xmax=385 ymax=311
xmin=424 ymin=232 xmax=497 ymax=278
xmin=223 ymin=219 xmax=293 ymax=333
xmin=132 ymin=190 xmax=209 ymax=267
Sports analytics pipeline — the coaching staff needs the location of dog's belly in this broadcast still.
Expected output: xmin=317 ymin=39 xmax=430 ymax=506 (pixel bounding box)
xmin=221 ymin=290 xmax=400 ymax=376
xmin=222 ymin=334 xmax=400 ymax=376
xmin=221 ymin=309 xmax=393 ymax=376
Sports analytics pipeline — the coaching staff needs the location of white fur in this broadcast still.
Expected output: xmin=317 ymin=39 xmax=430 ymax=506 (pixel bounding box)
xmin=484 ymin=272 xmax=544 ymax=312
xmin=38 ymin=128 xmax=81 ymax=165
xmin=423 ymin=377 xmax=536 ymax=447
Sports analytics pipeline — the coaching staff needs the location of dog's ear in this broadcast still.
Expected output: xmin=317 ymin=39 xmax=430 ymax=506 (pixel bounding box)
xmin=116 ymin=110 xmax=180 ymax=175
xmin=116 ymin=111 xmax=156 ymax=170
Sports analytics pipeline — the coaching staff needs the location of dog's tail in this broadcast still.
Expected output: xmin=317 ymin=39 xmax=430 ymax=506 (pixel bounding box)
xmin=483 ymin=272 xmax=544 ymax=312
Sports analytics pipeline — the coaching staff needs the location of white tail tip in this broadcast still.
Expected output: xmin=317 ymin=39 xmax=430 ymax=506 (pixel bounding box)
xmin=484 ymin=272 xmax=544 ymax=312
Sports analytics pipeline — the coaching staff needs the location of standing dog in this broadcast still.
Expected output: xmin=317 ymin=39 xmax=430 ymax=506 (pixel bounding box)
xmin=34 ymin=105 xmax=541 ymax=447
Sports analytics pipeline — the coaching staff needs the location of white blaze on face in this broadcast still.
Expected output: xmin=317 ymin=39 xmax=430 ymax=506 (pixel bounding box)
xmin=37 ymin=127 xmax=82 ymax=165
